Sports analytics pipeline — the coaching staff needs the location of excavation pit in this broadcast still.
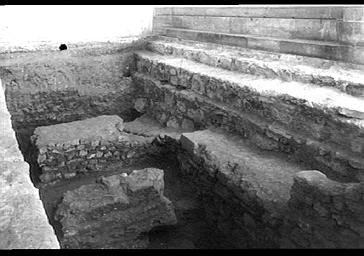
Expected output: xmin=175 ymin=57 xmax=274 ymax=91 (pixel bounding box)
xmin=1 ymin=27 xmax=363 ymax=249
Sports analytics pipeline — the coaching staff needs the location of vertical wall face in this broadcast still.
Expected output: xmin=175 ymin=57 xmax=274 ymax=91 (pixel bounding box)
xmin=0 ymin=5 xmax=154 ymax=51
xmin=152 ymin=6 xmax=364 ymax=64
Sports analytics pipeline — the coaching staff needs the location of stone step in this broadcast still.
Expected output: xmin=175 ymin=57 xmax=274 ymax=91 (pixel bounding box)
xmin=161 ymin=27 xmax=364 ymax=65
xmin=179 ymin=128 xmax=306 ymax=215
xmin=132 ymin=72 xmax=364 ymax=182
xmin=147 ymin=37 xmax=364 ymax=98
xmin=134 ymin=51 xmax=364 ymax=156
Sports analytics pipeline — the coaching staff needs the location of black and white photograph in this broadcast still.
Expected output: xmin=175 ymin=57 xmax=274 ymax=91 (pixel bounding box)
xmin=0 ymin=4 xmax=363 ymax=250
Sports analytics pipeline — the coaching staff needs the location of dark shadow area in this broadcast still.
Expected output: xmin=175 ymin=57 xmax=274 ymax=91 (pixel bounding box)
xmin=59 ymin=44 xmax=67 ymax=51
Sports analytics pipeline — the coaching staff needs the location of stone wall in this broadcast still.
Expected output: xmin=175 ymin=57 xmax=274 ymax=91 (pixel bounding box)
xmin=153 ymin=6 xmax=364 ymax=64
xmin=31 ymin=115 xmax=160 ymax=185
xmin=0 ymin=38 xmax=147 ymax=130
xmin=284 ymin=171 xmax=364 ymax=248
xmin=131 ymin=70 xmax=364 ymax=182
xmin=55 ymin=168 xmax=177 ymax=249
xmin=174 ymin=129 xmax=364 ymax=248
xmin=0 ymin=81 xmax=59 ymax=249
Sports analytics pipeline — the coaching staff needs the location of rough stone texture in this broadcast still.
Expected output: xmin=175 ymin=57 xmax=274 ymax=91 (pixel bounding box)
xmin=55 ymin=168 xmax=177 ymax=249
xmin=0 ymin=38 xmax=146 ymax=130
xmin=31 ymin=115 xmax=159 ymax=184
xmin=0 ymin=84 xmax=59 ymax=249
xmin=132 ymin=70 xmax=364 ymax=182
xmin=176 ymin=128 xmax=306 ymax=248
xmin=175 ymin=128 xmax=364 ymax=248
xmin=147 ymin=37 xmax=364 ymax=97
xmin=284 ymin=171 xmax=364 ymax=248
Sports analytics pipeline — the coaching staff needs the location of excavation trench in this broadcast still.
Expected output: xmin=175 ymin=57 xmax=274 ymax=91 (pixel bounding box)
xmin=10 ymin=111 xmax=234 ymax=249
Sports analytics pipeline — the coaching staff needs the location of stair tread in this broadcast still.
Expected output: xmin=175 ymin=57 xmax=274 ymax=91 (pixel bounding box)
xmin=165 ymin=27 xmax=353 ymax=47
xmin=135 ymin=50 xmax=364 ymax=123
xmin=162 ymin=27 xmax=364 ymax=66
xmin=181 ymin=128 xmax=306 ymax=209
xmin=150 ymin=37 xmax=364 ymax=86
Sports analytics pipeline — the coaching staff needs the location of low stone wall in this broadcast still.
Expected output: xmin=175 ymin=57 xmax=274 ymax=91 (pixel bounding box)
xmin=55 ymin=168 xmax=177 ymax=249
xmin=0 ymin=82 xmax=59 ymax=249
xmin=132 ymin=73 xmax=363 ymax=182
xmin=31 ymin=115 xmax=159 ymax=185
xmin=174 ymin=129 xmax=364 ymax=248
xmin=284 ymin=171 xmax=364 ymax=248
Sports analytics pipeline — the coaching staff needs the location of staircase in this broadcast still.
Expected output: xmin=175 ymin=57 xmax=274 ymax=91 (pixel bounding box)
xmin=130 ymin=16 xmax=364 ymax=247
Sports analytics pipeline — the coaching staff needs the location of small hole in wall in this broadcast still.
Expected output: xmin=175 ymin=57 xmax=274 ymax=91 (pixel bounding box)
xmin=59 ymin=44 xmax=67 ymax=51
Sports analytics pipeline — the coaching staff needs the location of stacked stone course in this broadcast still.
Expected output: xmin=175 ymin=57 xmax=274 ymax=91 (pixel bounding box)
xmin=55 ymin=168 xmax=177 ymax=249
xmin=284 ymin=171 xmax=364 ymax=248
xmin=31 ymin=115 xmax=159 ymax=184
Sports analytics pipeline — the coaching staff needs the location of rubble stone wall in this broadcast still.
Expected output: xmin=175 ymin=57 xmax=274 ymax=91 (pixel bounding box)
xmin=284 ymin=171 xmax=364 ymax=248
xmin=132 ymin=73 xmax=363 ymax=182
xmin=31 ymin=115 xmax=160 ymax=185
xmin=175 ymin=132 xmax=364 ymax=248
xmin=55 ymin=168 xmax=177 ymax=249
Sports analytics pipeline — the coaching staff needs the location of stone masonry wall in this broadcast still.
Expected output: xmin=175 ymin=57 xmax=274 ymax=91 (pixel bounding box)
xmin=0 ymin=82 xmax=59 ymax=249
xmin=31 ymin=115 xmax=160 ymax=185
xmin=55 ymin=168 xmax=177 ymax=249
xmin=132 ymin=73 xmax=364 ymax=182
xmin=283 ymin=171 xmax=364 ymax=248
xmin=175 ymin=131 xmax=364 ymax=248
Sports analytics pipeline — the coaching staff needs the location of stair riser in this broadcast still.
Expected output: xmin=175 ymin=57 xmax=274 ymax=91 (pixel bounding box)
xmin=163 ymin=28 xmax=364 ymax=66
xmin=135 ymin=54 xmax=364 ymax=159
xmin=133 ymin=73 xmax=364 ymax=182
xmin=147 ymin=41 xmax=364 ymax=97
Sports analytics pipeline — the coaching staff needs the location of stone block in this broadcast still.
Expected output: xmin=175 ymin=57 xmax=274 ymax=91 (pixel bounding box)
xmin=55 ymin=168 xmax=177 ymax=249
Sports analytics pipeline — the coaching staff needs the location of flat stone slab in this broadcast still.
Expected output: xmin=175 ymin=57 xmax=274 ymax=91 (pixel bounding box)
xmin=180 ymin=128 xmax=305 ymax=212
xmin=55 ymin=168 xmax=177 ymax=249
xmin=33 ymin=115 xmax=124 ymax=148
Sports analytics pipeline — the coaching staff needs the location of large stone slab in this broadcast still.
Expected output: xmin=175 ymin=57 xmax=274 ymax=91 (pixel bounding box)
xmin=55 ymin=168 xmax=177 ymax=249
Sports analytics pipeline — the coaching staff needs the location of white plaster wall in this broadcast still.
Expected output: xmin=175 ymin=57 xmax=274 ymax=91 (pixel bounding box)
xmin=0 ymin=5 xmax=154 ymax=48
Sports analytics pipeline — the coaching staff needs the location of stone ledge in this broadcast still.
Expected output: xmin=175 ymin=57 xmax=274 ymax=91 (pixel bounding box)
xmin=163 ymin=28 xmax=364 ymax=65
xmin=147 ymin=38 xmax=364 ymax=97
xmin=0 ymin=83 xmax=59 ymax=249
